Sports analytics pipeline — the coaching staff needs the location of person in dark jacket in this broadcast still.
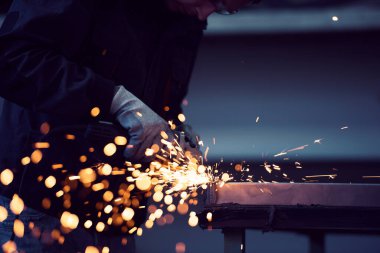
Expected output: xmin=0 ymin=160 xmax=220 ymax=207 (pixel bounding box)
xmin=0 ymin=0 xmax=254 ymax=252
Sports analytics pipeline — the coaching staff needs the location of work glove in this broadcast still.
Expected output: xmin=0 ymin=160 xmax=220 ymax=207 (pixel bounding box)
xmin=177 ymin=124 xmax=203 ymax=161
xmin=110 ymin=85 xmax=173 ymax=162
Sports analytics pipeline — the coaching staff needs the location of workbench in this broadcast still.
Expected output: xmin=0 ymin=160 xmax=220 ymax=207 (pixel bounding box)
xmin=198 ymin=183 xmax=380 ymax=253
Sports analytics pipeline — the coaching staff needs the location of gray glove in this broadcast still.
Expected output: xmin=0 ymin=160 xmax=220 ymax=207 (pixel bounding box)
xmin=110 ymin=85 xmax=172 ymax=162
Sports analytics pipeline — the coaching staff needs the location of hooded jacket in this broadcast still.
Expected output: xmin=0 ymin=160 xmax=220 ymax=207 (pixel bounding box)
xmin=0 ymin=0 xmax=204 ymax=224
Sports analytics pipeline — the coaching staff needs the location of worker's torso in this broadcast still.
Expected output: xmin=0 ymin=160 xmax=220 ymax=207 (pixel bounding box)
xmin=0 ymin=0 xmax=204 ymax=203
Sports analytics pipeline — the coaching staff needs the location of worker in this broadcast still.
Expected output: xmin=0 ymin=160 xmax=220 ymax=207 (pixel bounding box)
xmin=0 ymin=0 xmax=255 ymax=252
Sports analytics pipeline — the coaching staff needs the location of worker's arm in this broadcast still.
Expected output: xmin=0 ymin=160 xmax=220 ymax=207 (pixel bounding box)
xmin=0 ymin=0 xmax=114 ymax=119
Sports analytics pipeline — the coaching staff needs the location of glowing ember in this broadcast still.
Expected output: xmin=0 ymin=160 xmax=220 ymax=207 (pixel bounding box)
xmin=85 ymin=246 xmax=99 ymax=253
xmin=153 ymin=191 xmax=164 ymax=202
xmin=103 ymin=143 xmax=117 ymax=157
xmin=103 ymin=191 xmax=114 ymax=202
xmin=31 ymin=149 xmax=43 ymax=164
xmin=188 ymin=212 xmax=198 ymax=227
xmin=121 ymin=207 xmax=135 ymax=221
xmin=10 ymin=194 xmax=24 ymax=215
xmin=221 ymin=173 xmax=230 ymax=182
xmin=79 ymin=168 xmax=97 ymax=184
xmin=305 ymin=174 xmax=337 ymax=179
xmin=0 ymin=169 xmax=14 ymax=186
xmin=65 ymin=134 xmax=76 ymax=140
xmin=99 ymin=164 xmax=112 ymax=176
xmin=90 ymin=107 xmax=100 ymax=117
xmin=164 ymin=195 xmax=173 ymax=205
xmin=145 ymin=148 xmax=154 ymax=157
xmin=45 ymin=175 xmax=56 ymax=188
xmin=2 ymin=240 xmax=17 ymax=253
xmin=21 ymin=156 xmax=31 ymax=166
xmin=84 ymin=220 xmax=93 ymax=229
xmin=178 ymin=114 xmax=186 ymax=123
xmin=136 ymin=176 xmax=152 ymax=191
xmin=160 ymin=131 xmax=169 ymax=140
xmin=40 ymin=122 xmax=50 ymax=135
xmin=34 ymin=142 xmax=50 ymax=149
xmin=136 ymin=228 xmax=143 ymax=236
xmin=0 ymin=206 xmax=8 ymax=222
xmin=60 ymin=211 xmax=79 ymax=230
xmin=234 ymin=164 xmax=242 ymax=172
xmin=56 ymin=190 xmax=64 ymax=198
xmin=52 ymin=164 xmax=63 ymax=170
xmin=104 ymin=205 xmax=113 ymax=214
xmin=176 ymin=242 xmax=186 ymax=253
xmin=114 ymin=136 xmax=127 ymax=146
xmin=96 ymin=222 xmax=105 ymax=232
xmin=13 ymin=219 xmax=24 ymax=238
xmin=206 ymin=212 xmax=212 ymax=222
xmin=177 ymin=203 xmax=189 ymax=215
xmin=80 ymin=155 xmax=87 ymax=163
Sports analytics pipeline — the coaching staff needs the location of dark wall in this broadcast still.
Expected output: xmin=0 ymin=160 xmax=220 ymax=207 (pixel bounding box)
xmin=184 ymin=31 xmax=380 ymax=162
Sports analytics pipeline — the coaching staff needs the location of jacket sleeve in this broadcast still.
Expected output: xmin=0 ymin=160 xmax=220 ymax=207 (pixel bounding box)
xmin=0 ymin=0 xmax=115 ymax=119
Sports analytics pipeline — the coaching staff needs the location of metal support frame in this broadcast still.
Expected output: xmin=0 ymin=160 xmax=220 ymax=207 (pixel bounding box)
xmin=223 ymin=228 xmax=246 ymax=253
xmin=308 ymin=232 xmax=325 ymax=253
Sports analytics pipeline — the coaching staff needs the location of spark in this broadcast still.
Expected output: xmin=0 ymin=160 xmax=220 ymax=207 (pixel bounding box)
xmin=103 ymin=143 xmax=117 ymax=156
xmin=0 ymin=169 xmax=14 ymax=186
xmin=90 ymin=107 xmax=100 ymax=117
xmin=52 ymin=164 xmax=63 ymax=170
xmin=6 ymin=112 xmax=231 ymax=241
xmin=305 ymin=174 xmax=337 ymax=179
xmin=206 ymin=212 xmax=212 ymax=222
xmin=287 ymin=145 xmax=308 ymax=153
xmin=10 ymin=194 xmax=24 ymax=215
xmin=34 ymin=142 xmax=50 ymax=149
xmin=31 ymin=149 xmax=43 ymax=164
xmin=68 ymin=175 xmax=80 ymax=180
xmin=274 ymin=151 xmax=287 ymax=157
xmin=332 ymin=16 xmax=339 ymax=22
xmin=114 ymin=136 xmax=127 ymax=146
xmin=60 ymin=211 xmax=79 ymax=230
xmin=204 ymin=147 xmax=209 ymax=161
xmin=341 ymin=126 xmax=348 ymax=130
xmin=13 ymin=219 xmax=25 ymax=238
xmin=0 ymin=206 xmax=8 ymax=222
xmin=85 ymin=246 xmax=99 ymax=253
xmin=314 ymin=139 xmax=322 ymax=144
xmin=45 ymin=176 xmax=56 ymax=188
xmin=178 ymin=114 xmax=186 ymax=123
xmin=256 ymin=116 xmax=260 ymax=123
xmin=176 ymin=242 xmax=186 ymax=253
xmin=362 ymin=176 xmax=380 ymax=179
xmin=21 ymin=156 xmax=31 ymax=166
xmin=65 ymin=134 xmax=76 ymax=140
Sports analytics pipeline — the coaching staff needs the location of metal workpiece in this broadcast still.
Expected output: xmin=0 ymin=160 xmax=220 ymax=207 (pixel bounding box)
xmin=199 ymin=182 xmax=380 ymax=253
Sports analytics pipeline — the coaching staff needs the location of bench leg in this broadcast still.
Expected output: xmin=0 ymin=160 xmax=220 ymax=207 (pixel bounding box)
xmin=223 ymin=228 xmax=246 ymax=253
xmin=309 ymin=232 xmax=325 ymax=253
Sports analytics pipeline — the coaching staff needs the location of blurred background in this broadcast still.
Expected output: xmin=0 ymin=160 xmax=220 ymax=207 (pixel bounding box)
xmin=1 ymin=0 xmax=380 ymax=252
xmin=139 ymin=1 xmax=380 ymax=253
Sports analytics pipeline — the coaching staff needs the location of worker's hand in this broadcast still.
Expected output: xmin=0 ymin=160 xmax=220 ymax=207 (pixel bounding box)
xmin=111 ymin=86 xmax=173 ymax=162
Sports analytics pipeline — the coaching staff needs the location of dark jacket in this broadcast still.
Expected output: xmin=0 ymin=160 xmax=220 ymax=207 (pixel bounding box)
xmin=0 ymin=0 xmax=204 ymax=223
